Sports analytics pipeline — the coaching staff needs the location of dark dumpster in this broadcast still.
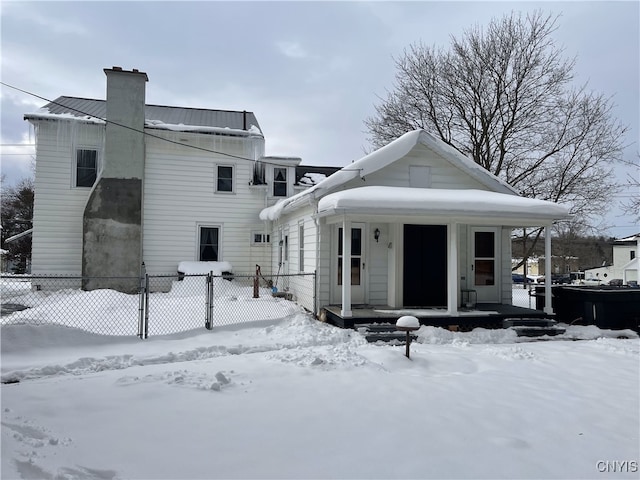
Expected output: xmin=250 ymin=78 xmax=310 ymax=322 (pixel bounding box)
xmin=535 ymin=286 xmax=640 ymax=331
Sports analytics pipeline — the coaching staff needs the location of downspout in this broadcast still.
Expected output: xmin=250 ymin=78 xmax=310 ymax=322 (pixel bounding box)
xmin=310 ymin=198 xmax=320 ymax=317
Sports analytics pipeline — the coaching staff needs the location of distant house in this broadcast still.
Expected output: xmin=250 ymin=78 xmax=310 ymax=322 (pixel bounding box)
xmin=260 ymin=130 xmax=570 ymax=321
xmin=585 ymin=234 xmax=639 ymax=285
xmin=24 ymin=67 xmax=337 ymax=292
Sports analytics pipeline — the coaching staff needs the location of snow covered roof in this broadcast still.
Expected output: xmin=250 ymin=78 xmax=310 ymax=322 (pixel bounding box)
xmin=316 ymin=186 xmax=570 ymax=226
xmin=261 ymin=130 xmax=527 ymax=221
xmin=295 ymin=165 xmax=341 ymax=187
xmin=24 ymin=96 xmax=262 ymax=136
xmin=615 ymin=233 xmax=640 ymax=243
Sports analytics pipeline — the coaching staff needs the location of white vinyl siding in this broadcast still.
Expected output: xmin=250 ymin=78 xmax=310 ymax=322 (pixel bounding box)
xmin=409 ymin=165 xmax=431 ymax=188
xmin=368 ymin=223 xmax=388 ymax=305
xmin=316 ymin=221 xmax=332 ymax=311
xmin=31 ymin=120 xmax=105 ymax=275
xmin=265 ymin=205 xmax=318 ymax=312
xmin=364 ymin=143 xmax=488 ymax=190
xmin=142 ymin=131 xmax=267 ymax=275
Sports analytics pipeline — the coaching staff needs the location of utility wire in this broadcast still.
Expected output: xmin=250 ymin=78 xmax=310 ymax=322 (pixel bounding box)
xmin=1 ymin=81 xmax=358 ymax=172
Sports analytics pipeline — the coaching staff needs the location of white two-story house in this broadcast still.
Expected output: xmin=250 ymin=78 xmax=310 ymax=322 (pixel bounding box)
xmin=26 ymin=66 xmax=570 ymax=327
xmin=25 ymin=67 xmax=335 ymax=292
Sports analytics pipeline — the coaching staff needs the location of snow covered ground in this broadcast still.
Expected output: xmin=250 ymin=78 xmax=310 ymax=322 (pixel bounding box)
xmin=2 ymin=298 xmax=639 ymax=479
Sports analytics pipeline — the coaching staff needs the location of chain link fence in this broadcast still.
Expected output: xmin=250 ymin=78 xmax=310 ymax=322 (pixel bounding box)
xmin=0 ymin=272 xmax=316 ymax=338
xmin=512 ymin=284 xmax=535 ymax=309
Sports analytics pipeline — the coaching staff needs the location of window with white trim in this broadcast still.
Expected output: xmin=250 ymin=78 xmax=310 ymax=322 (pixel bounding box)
xmin=273 ymin=167 xmax=287 ymax=197
xmin=252 ymin=232 xmax=271 ymax=245
xmin=199 ymin=226 xmax=220 ymax=261
xmin=216 ymin=165 xmax=234 ymax=193
xmin=75 ymin=148 xmax=99 ymax=187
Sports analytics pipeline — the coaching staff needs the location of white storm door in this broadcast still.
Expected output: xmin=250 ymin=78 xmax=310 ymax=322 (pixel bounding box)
xmin=470 ymin=227 xmax=500 ymax=303
xmin=336 ymin=224 xmax=365 ymax=304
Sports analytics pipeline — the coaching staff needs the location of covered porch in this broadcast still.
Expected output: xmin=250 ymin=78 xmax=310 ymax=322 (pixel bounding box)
xmin=319 ymin=186 xmax=570 ymax=321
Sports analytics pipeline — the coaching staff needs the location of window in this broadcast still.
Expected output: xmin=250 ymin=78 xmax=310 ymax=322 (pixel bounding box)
xmin=76 ymin=149 xmax=98 ymax=187
xmin=298 ymin=223 xmax=305 ymax=272
xmin=199 ymin=226 xmax=219 ymax=261
xmin=252 ymin=232 xmax=270 ymax=244
xmin=474 ymin=231 xmax=495 ymax=286
xmin=337 ymin=227 xmax=362 ymax=286
xmin=216 ymin=165 xmax=234 ymax=193
xmin=632 ymin=250 xmax=636 ymax=261
xmin=273 ymin=167 xmax=287 ymax=197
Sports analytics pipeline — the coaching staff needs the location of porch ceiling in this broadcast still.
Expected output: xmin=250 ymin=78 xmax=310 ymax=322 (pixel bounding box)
xmin=317 ymin=186 xmax=570 ymax=227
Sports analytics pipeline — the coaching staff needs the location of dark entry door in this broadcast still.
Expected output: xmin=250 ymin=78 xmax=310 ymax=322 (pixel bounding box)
xmin=403 ymin=224 xmax=447 ymax=307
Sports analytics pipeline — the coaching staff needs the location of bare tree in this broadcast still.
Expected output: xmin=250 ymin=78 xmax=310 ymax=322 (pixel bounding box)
xmin=366 ymin=11 xmax=627 ymax=232
xmin=1 ymin=177 xmax=34 ymax=273
xmin=620 ymin=154 xmax=639 ymax=223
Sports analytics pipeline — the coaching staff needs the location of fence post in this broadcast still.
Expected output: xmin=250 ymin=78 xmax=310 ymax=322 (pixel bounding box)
xmin=313 ymin=271 xmax=317 ymax=318
xmin=144 ymin=274 xmax=150 ymax=339
xmin=205 ymin=272 xmax=214 ymax=330
xmin=138 ymin=275 xmax=145 ymax=339
xmin=253 ymin=265 xmax=260 ymax=298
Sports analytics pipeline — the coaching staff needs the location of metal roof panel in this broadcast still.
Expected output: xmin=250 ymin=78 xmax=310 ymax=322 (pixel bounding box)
xmin=35 ymin=96 xmax=261 ymax=132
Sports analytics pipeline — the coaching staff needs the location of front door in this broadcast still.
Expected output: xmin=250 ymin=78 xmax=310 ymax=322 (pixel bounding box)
xmin=335 ymin=224 xmax=365 ymax=304
xmin=470 ymin=227 xmax=499 ymax=302
xmin=403 ymin=224 xmax=447 ymax=307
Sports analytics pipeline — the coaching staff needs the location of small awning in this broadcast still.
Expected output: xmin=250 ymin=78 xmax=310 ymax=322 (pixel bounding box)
xmin=317 ymin=187 xmax=570 ymax=226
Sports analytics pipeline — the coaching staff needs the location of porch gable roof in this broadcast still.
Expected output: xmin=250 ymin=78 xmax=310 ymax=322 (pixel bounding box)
xmin=317 ymin=186 xmax=570 ymax=226
xmin=260 ymin=129 xmax=518 ymax=221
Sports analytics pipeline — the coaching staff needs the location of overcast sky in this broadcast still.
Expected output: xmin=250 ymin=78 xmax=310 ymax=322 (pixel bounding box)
xmin=1 ymin=1 xmax=638 ymax=236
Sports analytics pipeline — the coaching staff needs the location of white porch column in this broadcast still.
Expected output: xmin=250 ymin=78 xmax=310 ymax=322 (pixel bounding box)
xmin=544 ymin=225 xmax=553 ymax=314
xmin=341 ymin=217 xmax=352 ymax=317
xmin=447 ymin=223 xmax=459 ymax=316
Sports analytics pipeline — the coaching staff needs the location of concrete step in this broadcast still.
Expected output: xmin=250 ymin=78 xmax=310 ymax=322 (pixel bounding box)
xmin=503 ymin=317 xmax=565 ymax=337
xmin=357 ymin=319 xmax=566 ymax=341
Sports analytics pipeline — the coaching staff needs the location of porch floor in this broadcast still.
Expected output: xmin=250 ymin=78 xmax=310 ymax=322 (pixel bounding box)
xmin=321 ymin=303 xmax=551 ymax=330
